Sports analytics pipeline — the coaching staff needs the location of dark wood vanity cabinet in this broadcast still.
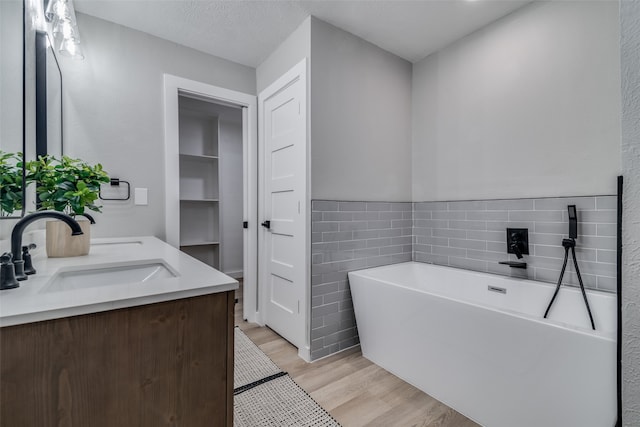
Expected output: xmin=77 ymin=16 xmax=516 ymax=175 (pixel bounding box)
xmin=0 ymin=291 xmax=234 ymax=427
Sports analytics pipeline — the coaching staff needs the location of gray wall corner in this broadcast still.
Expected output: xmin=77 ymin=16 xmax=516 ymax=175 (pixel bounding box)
xmin=309 ymin=18 xmax=413 ymax=202
xmin=256 ymin=16 xmax=311 ymax=93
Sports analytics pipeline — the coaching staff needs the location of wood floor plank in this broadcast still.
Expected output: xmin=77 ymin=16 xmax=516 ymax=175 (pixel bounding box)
xmin=234 ymin=285 xmax=478 ymax=427
xmin=364 ymin=388 xmax=442 ymax=427
xmin=331 ymin=393 xmax=393 ymax=427
xmin=311 ymin=364 xmax=393 ymax=411
xmin=295 ymin=355 xmax=371 ymax=393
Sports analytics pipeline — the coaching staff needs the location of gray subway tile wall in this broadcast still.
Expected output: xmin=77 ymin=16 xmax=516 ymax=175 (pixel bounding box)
xmin=311 ymin=200 xmax=413 ymax=360
xmin=413 ymin=196 xmax=617 ymax=291
xmin=311 ymin=195 xmax=617 ymax=360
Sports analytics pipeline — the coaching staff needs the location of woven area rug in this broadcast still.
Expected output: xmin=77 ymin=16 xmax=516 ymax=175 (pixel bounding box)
xmin=234 ymin=327 xmax=282 ymax=388
xmin=234 ymin=328 xmax=341 ymax=427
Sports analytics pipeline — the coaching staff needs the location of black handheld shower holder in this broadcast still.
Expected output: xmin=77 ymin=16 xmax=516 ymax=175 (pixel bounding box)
xmin=543 ymin=205 xmax=596 ymax=330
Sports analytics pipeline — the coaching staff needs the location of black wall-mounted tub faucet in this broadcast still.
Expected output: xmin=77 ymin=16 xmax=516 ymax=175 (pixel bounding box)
xmin=499 ymin=228 xmax=529 ymax=269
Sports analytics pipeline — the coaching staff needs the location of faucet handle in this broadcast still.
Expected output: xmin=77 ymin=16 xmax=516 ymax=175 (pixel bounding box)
xmin=0 ymin=252 xmax=20 ymax=290
xmin=506 ymin=228 xmax=529 ymax=258
xmin=1 ymin=252 xmax=12 ymax=264
xmin=21 ymin=245 xmax=37 ymax=276
xmin=22 ymin=243 xmax=37 ymax=253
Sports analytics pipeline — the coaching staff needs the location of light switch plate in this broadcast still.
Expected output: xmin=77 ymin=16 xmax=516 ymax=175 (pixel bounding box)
xmin=134 ymin=188 xmax=148 ymax=205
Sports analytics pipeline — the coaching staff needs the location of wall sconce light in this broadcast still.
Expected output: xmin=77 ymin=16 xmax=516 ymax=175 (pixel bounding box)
xmin=44 ymin=0 xmax=84 ymax=60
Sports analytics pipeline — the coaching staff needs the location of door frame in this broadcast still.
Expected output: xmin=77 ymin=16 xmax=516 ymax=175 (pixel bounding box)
xmin=163 ymin=74 xmax=259 ymax=323
xmin=258 ymin=58 xmax=310 ymax=361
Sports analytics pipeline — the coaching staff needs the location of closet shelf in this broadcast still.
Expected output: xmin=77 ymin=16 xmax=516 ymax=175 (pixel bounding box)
xmin=176 ymin=95 xmax=222 ymax=271
xmin=180 ymin=241 xmax=220 ymax=247
xmin=179 ymin=153 xmax=219 ymax=160
xmin=180 ymin=198 xmax=219 ymax=203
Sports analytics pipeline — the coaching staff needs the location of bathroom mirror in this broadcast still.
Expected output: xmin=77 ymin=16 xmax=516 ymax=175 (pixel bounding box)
xmin=0 ymin=0 xmax=25 ymax=218
xmin=1 ymin=1 xmax=64 ymax=218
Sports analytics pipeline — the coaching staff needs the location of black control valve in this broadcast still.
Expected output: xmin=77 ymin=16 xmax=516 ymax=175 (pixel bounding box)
xmin=506 ymin=228 xmax=529 ymax=259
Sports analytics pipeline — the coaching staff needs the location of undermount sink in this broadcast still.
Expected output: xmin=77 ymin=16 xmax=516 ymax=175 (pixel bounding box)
xmin=42 ymin=261 xmax=177 ymax=293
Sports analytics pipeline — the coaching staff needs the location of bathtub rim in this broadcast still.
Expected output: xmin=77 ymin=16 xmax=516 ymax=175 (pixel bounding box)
xmin=348 ymin=261 xmax=615 ymax=341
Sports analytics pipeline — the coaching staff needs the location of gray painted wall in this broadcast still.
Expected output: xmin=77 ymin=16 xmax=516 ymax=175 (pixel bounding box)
xmin=256 ymin=17 xmax=311 ymax=94
xmin=412 ymin=1 xmax=621 ymax=201
xmin=620 ymin=1 xmax=640 ymax=425
xmin=310 ymin=18 xmax=413 ymax=201
xmin=257 ymin=17 xmax=413 ymax=202
xmin=57 ymin=13 xmax=255 ymax=240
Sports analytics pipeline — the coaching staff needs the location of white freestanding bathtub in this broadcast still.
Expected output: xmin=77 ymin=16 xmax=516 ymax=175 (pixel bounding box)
xmin=348 ymin=262 xmax=616 ymax=427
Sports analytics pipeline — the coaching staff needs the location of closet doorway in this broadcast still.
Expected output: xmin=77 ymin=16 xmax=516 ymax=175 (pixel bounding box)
xmin=164 ymin=75 xmax=258 ymax=323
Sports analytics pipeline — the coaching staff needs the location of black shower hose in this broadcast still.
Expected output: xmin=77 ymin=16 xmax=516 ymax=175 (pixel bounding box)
xmin=543 ymin=242 xmax=596 ymax=330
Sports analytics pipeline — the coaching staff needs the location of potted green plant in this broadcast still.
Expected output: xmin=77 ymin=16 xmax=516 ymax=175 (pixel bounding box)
xmin=25 ymin=155 xmax=110 ymax=257
xmin=0 ymin=151 xmax=24 ymax=217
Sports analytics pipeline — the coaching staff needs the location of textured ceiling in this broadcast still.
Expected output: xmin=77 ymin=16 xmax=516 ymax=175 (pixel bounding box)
xmin=74 ymin=0 xmax=532 ymax=67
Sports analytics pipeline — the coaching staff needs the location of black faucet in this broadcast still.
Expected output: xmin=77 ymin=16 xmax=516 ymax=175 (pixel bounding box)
xmin=72 ymin=213 xmax=96 ymax=224
xmin=11 ymin=211 xmax=83 ymax=282
xmin=499 ymin=228 xmax=530 ymax=269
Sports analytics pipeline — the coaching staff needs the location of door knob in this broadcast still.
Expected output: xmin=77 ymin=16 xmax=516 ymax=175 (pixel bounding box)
xmin=261 ymin=220 xmax=271 ymax=229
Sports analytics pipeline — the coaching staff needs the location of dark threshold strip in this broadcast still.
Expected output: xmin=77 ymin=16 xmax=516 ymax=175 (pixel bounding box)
xmin=234 ymin=372 xmax=288 ymax=395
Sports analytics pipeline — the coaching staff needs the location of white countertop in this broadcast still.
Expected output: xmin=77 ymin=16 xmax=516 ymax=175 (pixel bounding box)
xmin=0 ymin=236 xmax=238 ymax=327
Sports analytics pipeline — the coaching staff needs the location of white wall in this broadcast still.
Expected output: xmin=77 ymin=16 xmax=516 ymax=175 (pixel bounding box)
xmin=219 ymin=119 xmax=243 ymax=276
xmin=412 ymin=1 xmax=621 ymax=201
xmin=620 ymin=1 xmax=640 ymax=425
xmin=310 ymin=18 xmax=413 ymax=201
xmin=57 ymin=13 xmax=255 ymax=239
xmin=256 ymin=17 xmax=311 ymax=94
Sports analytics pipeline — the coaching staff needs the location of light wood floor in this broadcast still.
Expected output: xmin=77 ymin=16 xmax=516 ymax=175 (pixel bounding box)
xmin=234 ymin=284 xmax=479 ymax=427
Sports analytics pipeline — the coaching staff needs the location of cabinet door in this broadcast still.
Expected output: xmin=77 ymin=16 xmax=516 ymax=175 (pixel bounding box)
xmin=0 ymin=292 xmax=234 ymax=427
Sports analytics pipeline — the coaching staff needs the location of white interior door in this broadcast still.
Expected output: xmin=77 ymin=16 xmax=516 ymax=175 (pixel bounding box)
xmin=259 ymin=60 xmax=307 ymax=350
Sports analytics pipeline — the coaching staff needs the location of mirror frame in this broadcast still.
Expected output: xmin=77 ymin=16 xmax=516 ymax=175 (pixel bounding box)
xmin=19 ymin=0 xmax=26 ymax=218
xmin=35 ymin=30 xmax=47 ymax=161
xmin=35 ymin=30 xmax=63 ymax=160
xmin=0 ymin=0 xmax=27 ymax=219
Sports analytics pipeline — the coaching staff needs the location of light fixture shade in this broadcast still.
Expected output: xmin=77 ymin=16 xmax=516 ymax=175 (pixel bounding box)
xmin=45 ymin=0 xmax=81 ymax=23
xmin=28 ymin=0 xmax=47 ymax=30
xmin=45 ymin=0 xmax=84 ymax=60
xmin=57 ymin=36 xmax=84 ymax=60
